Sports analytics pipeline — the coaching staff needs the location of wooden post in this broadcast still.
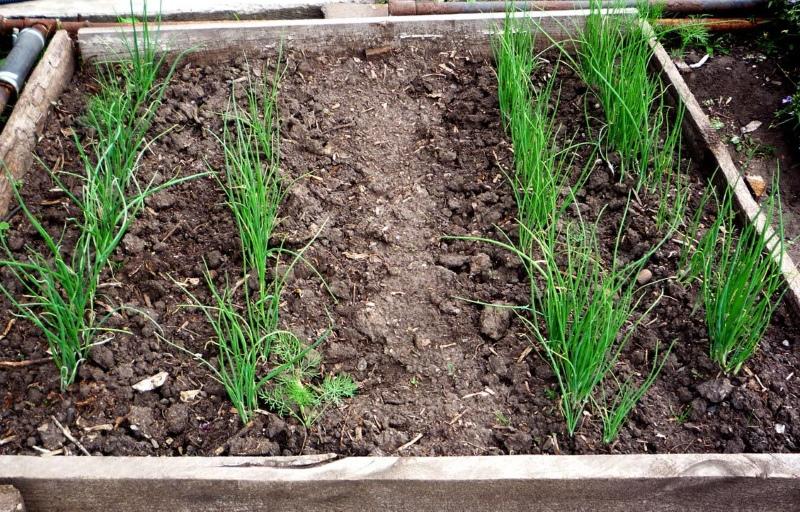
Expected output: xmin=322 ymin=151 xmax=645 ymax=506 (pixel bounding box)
xmin=0 ymin=30 xmax=76 ymax=217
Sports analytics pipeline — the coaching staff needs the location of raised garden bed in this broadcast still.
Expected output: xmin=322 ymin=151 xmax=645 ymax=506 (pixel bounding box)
xmin=0 ymin=10 xmax=798 ymax=511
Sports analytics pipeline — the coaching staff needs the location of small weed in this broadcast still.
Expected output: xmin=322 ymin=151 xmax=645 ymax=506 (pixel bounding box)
xmin=261 ymin=336 xmax=357 ymax=428
xmin=670 ymin=404 xmax=691 ymax=424
xmin=677 ymin=19 xmax=710 ymax=55
xmin=494 ymin=411 xmax=511 ymax=427
xmin=709 ymin=117 xmax=725 ymax=131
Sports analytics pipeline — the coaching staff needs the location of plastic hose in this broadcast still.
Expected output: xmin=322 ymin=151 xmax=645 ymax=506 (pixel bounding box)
xmin=0 ymin=26 xmax=45 ymax=94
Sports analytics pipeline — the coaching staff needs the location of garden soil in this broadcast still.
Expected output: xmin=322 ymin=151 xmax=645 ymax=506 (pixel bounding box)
xmin=1 ymin=44 xmax=798 ymax=456
xmin=680 ymin=39 xmax=800 ymax=262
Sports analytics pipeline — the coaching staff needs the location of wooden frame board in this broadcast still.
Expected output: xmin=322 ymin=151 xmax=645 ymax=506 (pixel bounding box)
xmin=1 ymin=11 xmax=798 ymax=512
xmin=1 ymin=454 xmax=799 ymax=511
xmin=77 ymin=10 xmax=604 ymax=62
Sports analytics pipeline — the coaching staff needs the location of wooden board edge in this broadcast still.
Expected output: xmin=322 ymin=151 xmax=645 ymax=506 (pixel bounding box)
xmin=645 ymin=22 xmax=800 ymax=314
xmin=1 ymin=454 xmax=799 ymax=512
xmin=0 ymin=0 xmax=338 ymax=22
xmin=76 ymin=9 xmax=634 ymax=63
xmin=0 ymin=31 xmax=77 ymax=217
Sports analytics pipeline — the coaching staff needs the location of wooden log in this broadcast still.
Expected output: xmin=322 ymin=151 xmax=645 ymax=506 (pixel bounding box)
xmin=645 ymin=23 xmax=800 ymax=314
xmin=0 ymin=31 xmax=76 ymax=217
xmin=1 ymin=454 xmax=799 ymax=511
xmin=0 ymin=485 xmax=24 ymax=512
xmin=77 ymin=10 xmax=620 ymax=62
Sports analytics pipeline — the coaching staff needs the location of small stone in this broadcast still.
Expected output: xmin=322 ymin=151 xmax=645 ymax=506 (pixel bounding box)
xmin=470 ymin=253 xmax=492 ymax=275
xmin=782 ymin=339 xmax=790 ymax=348
xmin=122 ymin=234 xmax=146 ymax=255
xmin=741 ymin=120 xmax=762 ymax=134
xmin=165 ymin=403 xmax=189 ymax=435
xmin=636 ymin=268 xmax=653 ymax=285
xmin=438 ymin=149 xmax=457 ymax=163
xmin=724 ymin=437 xmax=745 ymax=453
xmin=37 ymin=422 xmax=64 ymax=450
xmin=180 ymin=389 xmax=202 ymax=402
xmin=480 ymin=302 xmax=511 ymax=341
xmin=775 ymin=423 xmax=786 ymax=434
xmin=205 ymin=250 xmax=223 ymax=269
xmin=414 ymin=334 xmax=431 ymax=350
xmin=147 ymin=191 xmax=176 ymax=210
xmin=503 ymin=431 xmax=531 ymax=454
xmin=132 ymin=371 xmax=169 ymax=392
xmin=746 ymin=174 xmax=767 ymax=199
xmin=127 ymin=406 xmax=164 ymax=440
xmin=690 ymin=397 xmax=707 ymax=421
xmin=7 ymin=236 xmax=24 ymax=251
xmin=356 ymin=358 xmax=368 ymax=371
xmin=328 ymin=278 xmax=350 ymax=300
xmin=89 ymin=345 xmax=115 ymax=370
xmin=697 ymin=378 xmax=734 ymax=403
xmin=437 ymin=254 xmax=470 ymax=270
xmin=266 ymin=416 xmax=287 ymax=438
xmin=228 ymin=437 xmax=280 ymax=456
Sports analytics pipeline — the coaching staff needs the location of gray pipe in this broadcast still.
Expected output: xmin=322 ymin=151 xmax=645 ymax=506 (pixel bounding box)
xmin=0 ymin=27 xmax=46 ymax=95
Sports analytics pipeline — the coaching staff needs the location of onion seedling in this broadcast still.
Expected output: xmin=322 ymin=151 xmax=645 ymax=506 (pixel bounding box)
xmin=494 ymin=12 xmax=589 ymax=241
xmin=579 ymin=1 xmax=683 ymax=195
xmin=0 ymin=11 xmax=195 ymax=390
xmin=691 ymin=184 xmax=786 ymax=374
xmin=188 ymin=61 xmax=355 ymax=424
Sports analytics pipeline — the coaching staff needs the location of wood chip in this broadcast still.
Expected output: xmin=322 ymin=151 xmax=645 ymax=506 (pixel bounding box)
xmin=746 ymin=174 xmax=767 ymax=199
xmin=365 ymin=45 xmax=392 ymax=61
xmin=395 ymin=433 xmax=423 ymax=452
xmin=132 ymin=371 xmax=169 ymax=392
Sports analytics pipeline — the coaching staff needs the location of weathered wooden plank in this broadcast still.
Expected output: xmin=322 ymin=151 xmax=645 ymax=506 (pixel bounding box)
xmin=0 ymin=31 xmax=76 ymax=217
xmin=0 ymin=486 xmax=24 ymax=512
xmin=322 ymin=3 xmax=390 ymax=18
xmin=0 ymin=0 xmax=368 ymax=22
xmin=646 ymin=24 xmax=800 ymax=314
xmin=0 ymin=454 xmax=798 ymax=512
xmin=77 ymin=10 xmax=613 ymax=62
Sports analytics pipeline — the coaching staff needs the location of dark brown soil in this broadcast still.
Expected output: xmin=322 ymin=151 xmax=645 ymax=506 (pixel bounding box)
xmin=678 ymin=38 xmax=800 ymax=261
xmin=1 ymin=44 xmax=798 ymax=457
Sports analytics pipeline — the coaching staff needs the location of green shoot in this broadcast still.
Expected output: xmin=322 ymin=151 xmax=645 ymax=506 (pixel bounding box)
xmin=693 ymin=184 xmax=786 ymax=374
xmin=579 ymin=1 xmax=683 ymax=193
xmin=521 ymin=214 xmax=662 ymax=435
xmin=216 ymin=63 xmax=285 ymax=335
xmin=596 ymin=340 xmax=674 ymax=443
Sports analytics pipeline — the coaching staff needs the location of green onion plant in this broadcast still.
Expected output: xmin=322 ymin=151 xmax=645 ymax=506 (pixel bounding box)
xmin=181 ymin=61 xmax=355 ymax=425
xmin=0 ymin=9 xmax=195 ymax=390
xmin=686 ymin=183 xmax=786 ymax=374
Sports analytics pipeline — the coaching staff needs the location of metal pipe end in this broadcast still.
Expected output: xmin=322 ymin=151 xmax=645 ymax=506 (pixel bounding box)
xmin=389 ymin=1 xmax=418 ymax=16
